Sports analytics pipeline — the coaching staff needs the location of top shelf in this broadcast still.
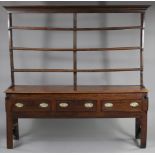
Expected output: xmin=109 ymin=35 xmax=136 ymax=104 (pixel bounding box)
xmin=3 ymin=5 xmax=150 ymax=13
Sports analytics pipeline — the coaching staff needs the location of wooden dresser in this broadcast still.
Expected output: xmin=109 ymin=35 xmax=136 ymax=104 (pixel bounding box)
xmin=4 ymin=5 xmax=149 ymax=149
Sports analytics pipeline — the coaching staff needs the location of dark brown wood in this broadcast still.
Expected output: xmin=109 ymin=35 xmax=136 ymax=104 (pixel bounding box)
xmin=12 ymin=46 xmax=141 ymax=52
xmin=13 ymin=116 xmax=19 ymax=140
xmin=77 ymin=47 xmax=141 ymax=51
xmin=73 ymin=13 xmax=77 ymax=90
xmin=6 ymin=96 xmax=13 ymax=149
xmin=13 ymin=99 xmax=52 ymax=112
xmin=13 ymin=69 xmax=74 ymax=72
xmin=4 ymin=5 xmax=149 ymax=149
xmin=9 ymin=26 xmax=74 ymax=31
xmin=76 ymin=26 xmax=143 ymax=31
xmin=56 ymin=100 xmax=97 ymax=112
xmin=140 ymin=13 xmax=145 ymax=87
xmin=9 ymin=25 xmax=142 ymax=31
xmin=5 ymin=87 xmax=148 ymax=149
xmin=135 ymin=117 xmax=141 ymax=139
xmin=13 ymin=68 xmax=141 ymax=73
xmin=6 ymin=112 xmax=13 ymax=149
xmin=12 ymin=47 xmax=73 ymax=51
xmin=5 ymin=85 xmax=148 ymax=94
xmin=101 ymin=100 xmax=142 ymax=112
xmin=77 ymin=68 xmax=141 ymax=72
xmin=140 ymin=112 xmax=147 ymax=148
xmin=13 ymin=112 xmax=145 ymax=119
xmin=4 ymin=5 xmax=150 ymax=13
xmin=8 ymin=13 xmax=15 ymax=86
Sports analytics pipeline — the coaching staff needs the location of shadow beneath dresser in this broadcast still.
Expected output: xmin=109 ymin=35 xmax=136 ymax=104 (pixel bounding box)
xmin=14 ymin=118 xmax=136 ymax=152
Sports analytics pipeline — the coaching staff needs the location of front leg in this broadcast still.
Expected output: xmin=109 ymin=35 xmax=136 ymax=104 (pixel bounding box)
xmin=13 ymin=116 xmax=19 ymax=140
xmin=135 ymin=117 xmax=141 ymax=139
xmin=6 ymin=112 xmax=14 ymax=149
xmin=140 ymin=112 xmax=147 ymax=148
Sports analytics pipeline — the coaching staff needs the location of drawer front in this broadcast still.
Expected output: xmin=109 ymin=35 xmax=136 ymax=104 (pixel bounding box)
xmin=13 ymin=99 xmax=52 ymax=111
xmin=56 ymin=100 xmax=97 ymax=112
xmin=100 ymin=94 xmax=143 ymax=100
xmin=101 ymin=100 xmax=142 ymax=112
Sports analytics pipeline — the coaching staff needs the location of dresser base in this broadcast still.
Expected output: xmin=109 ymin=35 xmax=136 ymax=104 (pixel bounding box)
xmin=5 ymin=85 xmax=148 ymax=149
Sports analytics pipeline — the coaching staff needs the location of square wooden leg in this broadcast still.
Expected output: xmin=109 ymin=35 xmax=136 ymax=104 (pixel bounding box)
xmin=13 ymin=116 xmax=19 ymax=140
xmin=6 ymin=112 xmax=13 ymax=149
xmin=140 ymin=113 xmax=147 ymax=148
xmin=135 ymin=117 xmax=141 ymax=139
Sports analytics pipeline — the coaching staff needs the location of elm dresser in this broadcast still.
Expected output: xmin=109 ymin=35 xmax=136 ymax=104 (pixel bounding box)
xmin=3 ymin=5 xmax=149 ymax=149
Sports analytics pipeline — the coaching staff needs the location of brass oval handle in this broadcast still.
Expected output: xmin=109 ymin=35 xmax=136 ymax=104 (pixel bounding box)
xmin=130 ymin=102 xmax=139 ymax=107
xmin=84 ymin=102 xmax=94 ymax=108
xmin=39 ymin=103 xmax=49 ymax=108
xmin=104 ymin=102 xmax=113 ymax=108
xmin=59 ymin=102 xmax=69 ymax=108
xmin=15 ymin=103 xmax=24 ymax=108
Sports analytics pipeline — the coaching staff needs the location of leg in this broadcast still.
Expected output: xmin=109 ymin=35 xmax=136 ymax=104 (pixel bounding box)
xmin=140 ymin=112 xmax=147 ymax=148
xmin=6 ymin=112 xmax=13 ymax=149
xmin=135 ymin=117 xmax=141 ymax=139
xmin=13 ymin=116 xmax=19 ymax=140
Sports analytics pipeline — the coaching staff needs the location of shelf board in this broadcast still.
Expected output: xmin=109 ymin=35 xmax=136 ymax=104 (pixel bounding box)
xmin=4 ymin=5 xmax=150 ymax=13
xmin=9 ymin=26 xmax=142 ymax=31
xmin=12 ymin=46 xmax=141 ymax=52
xmin=5 ymin=85 xmax=148 ymax=94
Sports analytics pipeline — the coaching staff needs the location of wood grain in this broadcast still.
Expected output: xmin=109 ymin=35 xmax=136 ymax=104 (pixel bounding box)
xmin=5 ymin=85 xmax=148 ymax=94
xmin=4 ymin=5 xmax=149 ymax=149
xmin=4 ymin=5 xmax=150 ymax=13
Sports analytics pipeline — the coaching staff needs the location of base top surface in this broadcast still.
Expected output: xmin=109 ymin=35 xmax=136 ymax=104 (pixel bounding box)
xmin=5 ymin=85 xmax=148 ymax=94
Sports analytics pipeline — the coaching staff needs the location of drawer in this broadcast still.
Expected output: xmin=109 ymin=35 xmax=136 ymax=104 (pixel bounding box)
xmin=13 ymin=99 xmax=52 ymax=111
xmin=56 ymin=100 xmax=97 ymax=112
xmin=99 ymin=93 xmax=144 ymax=100
xmin=101 ymin=100 xmax=142 ymax=112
